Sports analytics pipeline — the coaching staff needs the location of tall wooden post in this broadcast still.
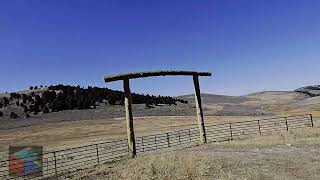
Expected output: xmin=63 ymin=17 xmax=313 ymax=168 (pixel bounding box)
xmin=123 ymin=78 xmax=136 ymax=157
xmin=193 ymin=75 xmax=207 ymax=144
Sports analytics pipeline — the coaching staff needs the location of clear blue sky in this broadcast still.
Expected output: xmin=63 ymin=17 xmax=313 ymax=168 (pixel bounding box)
xmin=1 ymin=0 xmax=320 ymax=96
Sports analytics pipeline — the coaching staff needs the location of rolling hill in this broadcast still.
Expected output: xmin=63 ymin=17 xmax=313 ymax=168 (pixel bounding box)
xmin=1 ymin=85 xmax=320 ymax=130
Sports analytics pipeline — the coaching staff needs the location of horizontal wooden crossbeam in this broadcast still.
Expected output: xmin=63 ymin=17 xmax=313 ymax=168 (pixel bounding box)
xmin=104 ymin=70 xmax=212 ymax=82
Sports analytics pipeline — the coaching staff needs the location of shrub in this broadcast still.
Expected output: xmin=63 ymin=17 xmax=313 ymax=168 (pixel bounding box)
xmin=10 ymin=112 xmax=18 ymax=119
xmin=43 ymin=106 xmax=49 ymax=113
xmin=10 ymin=93 xmax=21 ymax=99
xmin=3 ymin=97 xmax=9 ymax=106
xmin=24 ymin=106 xmax=28 ymax=113
xmin=25 ymin=113 xmax=30 ymax=119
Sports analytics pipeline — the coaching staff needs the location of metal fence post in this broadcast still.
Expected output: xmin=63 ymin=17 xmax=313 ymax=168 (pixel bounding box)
xmin=61 ymin=155 xmax=64 ymax=170
xmin=258 ymin=120 xmax=261 ymax=135
xmin=285 ymin=117 xmax=289 ymax=131
xmin=44 ymin=157 xmax=48 ymax=176
xmin=53 ymin=152 xmax=57 ymax=175
xmin=155 ymin=135 xmax=157 ymax=149
xmin=178 ymin=130 xmax=181 ymax=144
xmin=96 ymin=144 xmax=100 ymax=164
xmin=310 ymin=114 xmax=314 ymax=128
xmin=141 ymin=136 xmax=145 ymax=152
xmin=166 ymin=133 xmax=170 ymax=147
xmin=229 ymin=123 xmax=233 ymax=140
xmin=188 ymin=129 xmax=191 ymax=143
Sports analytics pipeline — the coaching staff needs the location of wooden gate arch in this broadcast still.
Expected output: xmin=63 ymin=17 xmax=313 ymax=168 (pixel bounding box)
xmin=104 ymin=70 xmax=212 ymax=157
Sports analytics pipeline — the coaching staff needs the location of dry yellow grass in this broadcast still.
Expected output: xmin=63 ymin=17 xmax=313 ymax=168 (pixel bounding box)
xmin=46 ymin=153 xmax=210 ymax=180
xmin=1 ymin=90 xmax=319 ymax=179
xmin=46 ymin=126 xmax=320 ymax=180
xmin=0 ymin=115 xmax=263 ymax=158
xmin=1 ymin=113 xmax=317 ymax=158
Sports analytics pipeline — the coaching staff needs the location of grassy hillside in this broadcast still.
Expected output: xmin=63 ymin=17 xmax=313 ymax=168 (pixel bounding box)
xmin=0 ymin=85 xmax=188 ymax=129
xmin=180 ymin=91 xmax=311 ymax=116
xmin=2 ymin=88 xmax=319 ymax=130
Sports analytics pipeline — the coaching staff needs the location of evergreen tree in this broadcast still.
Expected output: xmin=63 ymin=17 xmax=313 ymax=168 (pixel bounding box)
xmin=25 ymin=113 xmax=30 ymax=119
xmin=24 ymin=106 xmax=28 ymax=113
xmin=10 ymin=93 xmax=21 ymax=99
xmin=10 ymin=112 xmax=18 ymax=119
xmin=3 ymin=97 xmax=9 ymax=106
xmin=43 ymin=106 xmax=49 ymax=113
xmin=22 ymin=94 xmax=27 ymax=103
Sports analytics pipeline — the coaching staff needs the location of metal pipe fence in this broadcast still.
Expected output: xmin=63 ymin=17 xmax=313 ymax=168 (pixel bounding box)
xmin=0 ymin=114 xmax=314 ymax=179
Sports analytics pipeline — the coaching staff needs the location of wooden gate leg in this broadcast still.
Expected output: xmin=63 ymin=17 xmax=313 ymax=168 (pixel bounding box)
xmin=193 ymin=75 xmax=207 ymax=144
xmin=123 ymin=79 xmax=136 ymax=157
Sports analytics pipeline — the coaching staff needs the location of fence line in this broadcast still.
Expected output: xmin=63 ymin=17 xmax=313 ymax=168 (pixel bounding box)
xmin=0 ymin=114 xmax=314 ymax=179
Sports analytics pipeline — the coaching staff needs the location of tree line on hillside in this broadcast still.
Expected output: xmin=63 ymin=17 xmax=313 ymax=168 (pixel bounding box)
xmin=294 ymin=85 xmax=320 ymax=97
xmin=0 ymin=84 xmax=188 ymax=118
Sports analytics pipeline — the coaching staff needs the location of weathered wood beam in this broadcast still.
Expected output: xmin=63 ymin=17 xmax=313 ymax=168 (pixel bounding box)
xmin=193 ymin=75 xmax=207 ymax=144
xmin=105 ymin=70 xmax=211 ymax=82
xmin=123 ymin=78 xmax=136 ymax=157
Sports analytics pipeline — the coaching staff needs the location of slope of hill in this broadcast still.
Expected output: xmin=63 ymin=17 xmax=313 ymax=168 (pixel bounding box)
xmin=1 ymin=85 xmax=320 ymax=130
xmin=0 ymin=85 xmax=190 ymax=129
xmin=179 ymin=93 xmax=249 ymax=104
xmin=179 ymin=91 xmax=311 ymax=116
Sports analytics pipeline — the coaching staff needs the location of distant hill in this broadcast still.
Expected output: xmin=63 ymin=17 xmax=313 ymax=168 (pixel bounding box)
xmin=295 ymin=85 xmax=320 ymax=97
xmin=179 ymin=90 xmax=312 ymax=116
xmin=1 ymin=85 xmax=319 ymax=130
xmin=0 ymin=84 xmax=187 ymax=121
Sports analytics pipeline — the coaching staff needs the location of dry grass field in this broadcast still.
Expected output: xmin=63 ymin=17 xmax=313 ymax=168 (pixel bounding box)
xmin=46 ymin=122 xmax=320 ymax=180
xmin=0 ymin=115 xmax=261 ymax=158
xmin=1 ymin=91 xmax=319 ymax=159
xmin=1 ymin=91 xmax=320 ymax=179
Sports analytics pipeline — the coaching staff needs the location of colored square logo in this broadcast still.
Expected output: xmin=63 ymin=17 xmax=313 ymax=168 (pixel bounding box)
xmin=9 ymin=146 xmax=43 ymax=177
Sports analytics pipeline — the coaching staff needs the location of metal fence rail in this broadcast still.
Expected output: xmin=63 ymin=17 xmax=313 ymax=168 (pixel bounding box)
xmin=135 ymin=127 xmax=199 ymax=154
xmin=0 ymin=114 xmax=314 ymax=179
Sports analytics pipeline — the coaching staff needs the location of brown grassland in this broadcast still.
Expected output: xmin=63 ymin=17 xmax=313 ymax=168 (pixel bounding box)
xmin=47 ymin=117 xmax=320 ymax=180
xmin=1 ymin=91 xmax=320 ymax=179
xmin=0 ymin=115 xmax=261 ymax=158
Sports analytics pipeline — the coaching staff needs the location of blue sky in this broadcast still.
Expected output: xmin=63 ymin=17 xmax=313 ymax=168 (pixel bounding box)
xmin=1 ymin=0 xmax=320 ymax=96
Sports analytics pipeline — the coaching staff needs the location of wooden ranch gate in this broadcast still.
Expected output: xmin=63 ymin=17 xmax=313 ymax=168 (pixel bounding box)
xmin=104 ymin=70 xmax=212 ymax=157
